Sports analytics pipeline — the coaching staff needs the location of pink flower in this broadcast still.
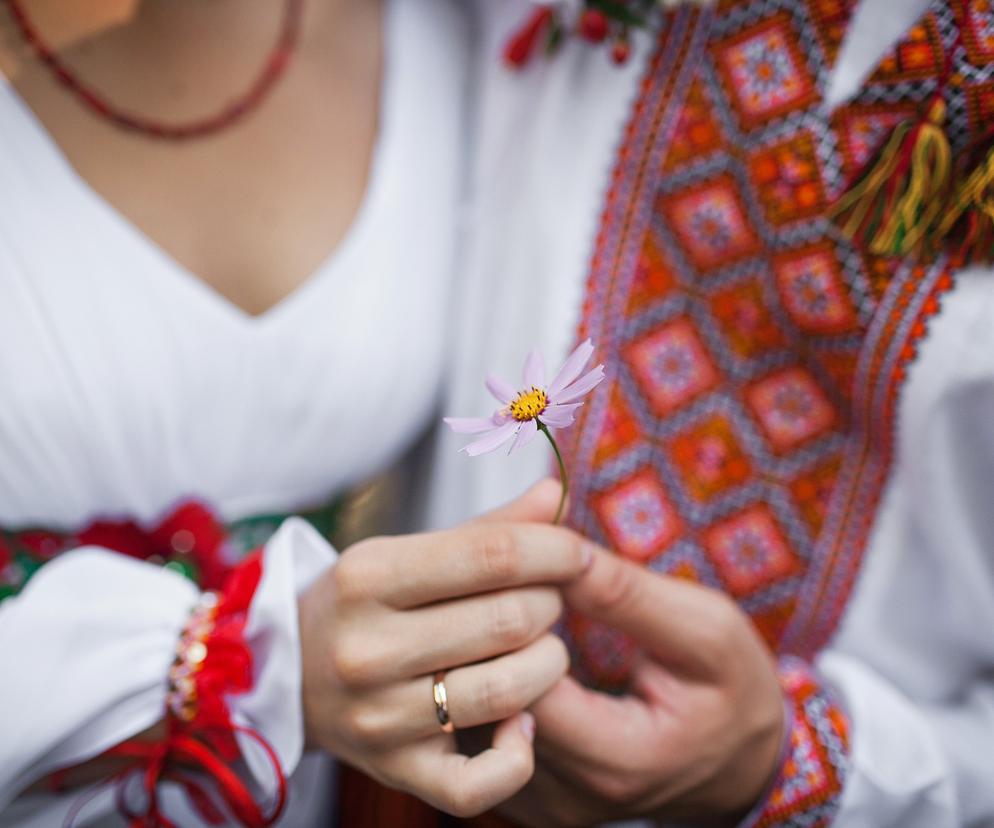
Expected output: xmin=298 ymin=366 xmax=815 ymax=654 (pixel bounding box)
xmin=445 ymin=339 xmax=605 ymax=456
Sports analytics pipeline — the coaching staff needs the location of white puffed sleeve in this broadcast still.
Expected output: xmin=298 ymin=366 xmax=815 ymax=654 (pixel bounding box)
xmin=0 ymin=516 xmax=335 ymax=826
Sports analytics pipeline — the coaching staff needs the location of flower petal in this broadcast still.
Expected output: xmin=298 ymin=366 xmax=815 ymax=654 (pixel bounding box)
xmin=551 ymin=364 xmax=605 ymax=405
xmin=508 ymin=418 xmax=539 ymax=454
xmin=462 ymin=420 xmax=520 ymax=456
xmin=547 ymin=339 xmax=595 ymax=398
xmin=486 ymin=374 xmax=517 ymax=405
xmin=523 ymin=350 xmax=546 ymax=388
xmin=539 ymin=402 xmax=583 ymax=429
xmin=444 ymin=416 xmax=500 ymax=434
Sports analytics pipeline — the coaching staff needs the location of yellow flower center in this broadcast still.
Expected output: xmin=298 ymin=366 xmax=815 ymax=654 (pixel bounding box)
xmin=508 ymin=387 xmax=548 ymax=422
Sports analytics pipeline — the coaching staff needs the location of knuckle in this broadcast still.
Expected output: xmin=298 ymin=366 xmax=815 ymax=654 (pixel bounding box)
xmin=330 ymin=636 xmax=381 ymax=687
xmin=535 ymin=586 xmax=564 ymax=623
xmin=442 ymin=783 xmax=487 ymax=819
xmin=331 ymin=554 xmax=368 ymax=601
xmin=547 ymin=635 xmax=570 ymax=678
xmin=559 ymin=530 xmax=587 ymax=571
xmin=478 ymin=669 xmax=519 ymax=718
xmin=340 ymin=703 xmax=387 ymax=748
xmin=588 ymin=559 xmax=641 ymax=616
xmin=491 ymin=594 xmax=532 ymax=648
xmin=476 ymin=527 xmax=521 ymax=582
xmin=590 ymin=770 xmax=643 ymax=806
xmin=705 ymin=594 xmax=746 ymax=655
xmin=688 ymin=593 xmax=748 ymax=677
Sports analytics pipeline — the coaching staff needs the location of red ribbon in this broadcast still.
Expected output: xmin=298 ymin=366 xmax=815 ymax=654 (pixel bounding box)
xmin=98 ymin=724 xmax=287 ymax=828
xmin=61 ymin=552 xmax=286 ymax=827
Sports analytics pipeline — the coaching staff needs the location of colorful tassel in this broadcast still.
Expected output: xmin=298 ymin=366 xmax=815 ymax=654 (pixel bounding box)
xmin=829 ymin=97 xmax=952 ymax=260
xmin=935 ymin=143 xmax=994 ymax=266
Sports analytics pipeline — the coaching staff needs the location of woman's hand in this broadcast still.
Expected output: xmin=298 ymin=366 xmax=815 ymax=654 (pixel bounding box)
xmin=297 ymin=480 xmax=589 ymax=817
xmin=501 ymin=545 xmax=785 ymax=827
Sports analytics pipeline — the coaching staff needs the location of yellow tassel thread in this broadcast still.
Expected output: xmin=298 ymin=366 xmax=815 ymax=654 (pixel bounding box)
xmin=935 ymin=145 xmax=994 ymax=265
xmin=828 ymin=98 xmax=952 ymax=260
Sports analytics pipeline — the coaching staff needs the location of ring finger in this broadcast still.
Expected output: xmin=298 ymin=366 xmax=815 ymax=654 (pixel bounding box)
xmin=357 ymin=634 xmax=569 ymax=747
xmin=389 ymin=586 xmax=563 ymax=680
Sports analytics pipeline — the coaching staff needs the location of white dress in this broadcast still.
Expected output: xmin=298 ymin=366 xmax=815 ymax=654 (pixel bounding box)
xmin=428 ymin=0 xmax=994 ymax=825
xmin=0 ymin=0 xmax=467 ymax=824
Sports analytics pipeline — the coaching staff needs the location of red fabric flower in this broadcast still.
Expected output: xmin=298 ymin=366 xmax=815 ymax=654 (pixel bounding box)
xmin=17 ymin=529 xmax=68 ymax=561
xmin=0 ymin=536 xmax=12 ymax=575
xmin=150 ymin=501 xmax=230 ymax=590
xmin=74 ymin=500 xmax=232 ymax=589
xmin=77 ymin=520 xmax=150 ymax=559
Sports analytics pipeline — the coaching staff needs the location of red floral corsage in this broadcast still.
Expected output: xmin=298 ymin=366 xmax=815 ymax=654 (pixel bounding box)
xmin=504 ymin=1 xmax=684 ymax=68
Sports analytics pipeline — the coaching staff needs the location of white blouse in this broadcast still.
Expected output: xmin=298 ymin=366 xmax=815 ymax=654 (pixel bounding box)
xmin=0 ymin=0 xmax=467 ymax=823
xmin=428 ymin=0 xmax=994 ymax=825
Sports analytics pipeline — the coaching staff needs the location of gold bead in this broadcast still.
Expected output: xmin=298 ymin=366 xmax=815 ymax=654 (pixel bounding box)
xmin=186 ymin=640 xmax=208 ymax=665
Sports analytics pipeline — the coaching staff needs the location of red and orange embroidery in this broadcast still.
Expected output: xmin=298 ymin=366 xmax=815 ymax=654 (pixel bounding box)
xmin=555 ymin=1 xmax=989 ymax=822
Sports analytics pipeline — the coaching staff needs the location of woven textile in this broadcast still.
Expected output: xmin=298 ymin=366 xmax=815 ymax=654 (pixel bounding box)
xmin=561 ymin=0 xmax=985 ymax=687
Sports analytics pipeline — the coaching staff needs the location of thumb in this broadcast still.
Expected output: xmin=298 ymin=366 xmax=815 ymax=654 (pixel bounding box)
xmin=474 ymin=478 xmax=567 ymax=525
xmin=564 ymin=545 xmax=735 ymax=677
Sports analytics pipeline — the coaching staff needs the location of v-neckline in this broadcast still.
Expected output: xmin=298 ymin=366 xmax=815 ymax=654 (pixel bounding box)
xmin=0 ymin=0 xmax=396 ymax=329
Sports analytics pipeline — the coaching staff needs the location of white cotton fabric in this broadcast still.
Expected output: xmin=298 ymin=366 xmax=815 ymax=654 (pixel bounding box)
xmin=427 ymin=0 xmax=994 ymax=825
xmin=0 ymin=0 xmax=467 ymax=823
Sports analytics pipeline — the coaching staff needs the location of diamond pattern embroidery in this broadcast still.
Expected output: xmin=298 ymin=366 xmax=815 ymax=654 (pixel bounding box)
xmin=710 ymin=277 xmax=788 ymax=357
xmin=713 ymin=13 xmax=818 ymax=128
xmin=595 ymin=470 xmax=682 ymax=562
xmin=661 ymin=177 xmax=761 ymax=269
xmin=774 ymin=245 xmax=857 ymax=333
xmin=663 ymin=79 xmax=724 ymax=170
xmin=704 ymin=505 xmax=801 ymax=598
xmin=834 ymin=105 xmax=918 ymax=176
xmin=669 ymin=415 xmax=752 ymax=501
xmin=872 ymin=17 xmax=944 ymax=82
xmin=624 ymin=318 xmax=720 ymax=415
xmin=747 ymin=368 xmax=836 ymax=452
xmin=958 ymin=0 xmax=994 ymax=63
xmin=565 ymin=0 xmax=963 ymax=711
xmin=552 ymin=1 xmax=976 ymax=823
xmin=749 ymin=132 xmax=826 ymax=225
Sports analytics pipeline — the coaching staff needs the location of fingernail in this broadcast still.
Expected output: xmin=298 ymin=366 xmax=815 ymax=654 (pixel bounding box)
xmin=580 ymin=544 xmax=594 ymax=571
xmin=520 ymin=712 xmax=536 ymax=743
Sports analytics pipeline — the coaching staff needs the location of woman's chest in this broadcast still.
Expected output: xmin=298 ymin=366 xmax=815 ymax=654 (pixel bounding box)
xmin=0 ymin=0 xmax=467 ymax=527
xmin=1 ymin=2 xmax=386 ymax=319
xmin=0 ymin=204 xmax=453 ymax=527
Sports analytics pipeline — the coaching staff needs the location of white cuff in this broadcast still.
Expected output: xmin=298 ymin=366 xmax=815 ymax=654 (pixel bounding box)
xmin=818 ymin=651 xmax=960 ymax=827
xmin=0 ymin=549 xmax=199 ymax=810
xmin=232 ymin=517 xmax=337 ymax=790
xmin=0 ymin=518 xmax=337 ymax=820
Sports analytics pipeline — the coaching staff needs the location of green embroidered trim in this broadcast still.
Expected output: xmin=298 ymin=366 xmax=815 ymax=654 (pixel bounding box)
xmin=0 ymin=497 xmax=344 ymax=602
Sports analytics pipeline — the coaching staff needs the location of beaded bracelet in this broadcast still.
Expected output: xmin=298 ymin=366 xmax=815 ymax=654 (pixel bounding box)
xmin=167 ymin=591 xmax=220 ymax=724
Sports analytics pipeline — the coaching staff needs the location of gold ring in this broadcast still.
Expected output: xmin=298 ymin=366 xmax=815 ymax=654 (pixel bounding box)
xmin=432 ymin=671 xmax=455 ymax=733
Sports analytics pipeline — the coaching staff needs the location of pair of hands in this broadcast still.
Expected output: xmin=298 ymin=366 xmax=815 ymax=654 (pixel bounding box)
xmin=297 ymin=480 xmax=784 ymax=824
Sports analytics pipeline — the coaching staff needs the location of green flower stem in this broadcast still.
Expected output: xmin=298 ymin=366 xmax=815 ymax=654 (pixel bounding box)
xmin=537 ymin=421 xmax=568 ymax=525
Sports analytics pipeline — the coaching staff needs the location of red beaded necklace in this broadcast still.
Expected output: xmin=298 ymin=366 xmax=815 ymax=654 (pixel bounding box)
xmin=3 ymin=0 xmax=305 ymax=140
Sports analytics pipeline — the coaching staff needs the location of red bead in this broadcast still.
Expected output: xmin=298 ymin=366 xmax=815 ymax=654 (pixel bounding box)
xmin=611 ymin=38 xmax=631 ymax=65
xmin=578 ymin=9 xmax=610 ymax=43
